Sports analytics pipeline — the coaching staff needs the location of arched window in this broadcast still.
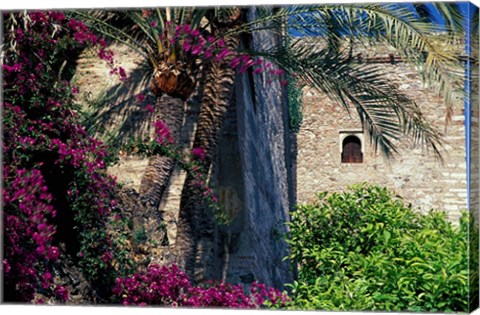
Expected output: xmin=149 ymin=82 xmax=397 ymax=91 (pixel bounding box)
xmin=341 ymin=135 xmax=363 ymax=163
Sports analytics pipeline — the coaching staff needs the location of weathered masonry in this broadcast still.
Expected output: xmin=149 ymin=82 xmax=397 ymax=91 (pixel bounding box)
xmin=296 ymin=45 xmax=469 ymax=222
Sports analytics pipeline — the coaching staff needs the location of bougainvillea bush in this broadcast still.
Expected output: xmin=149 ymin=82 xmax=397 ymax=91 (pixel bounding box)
xmin=112 ymin=264 xmax=289 ymax=308
xmin=2 ymin=11 xmax=131 ymax=302
xmin=285 ymin=184 xmax=470 ymax=312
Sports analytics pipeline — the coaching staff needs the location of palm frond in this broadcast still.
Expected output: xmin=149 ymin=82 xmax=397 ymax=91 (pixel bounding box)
xmin=233 ymin=4 xmax=464 ymax=125
xmin=69 ymin=10 xmax=153 ymax=60
xmin=255 ymin=39 xmax=444 ymax=161
xmin=414 ymin=2 xmax=465 ymax=34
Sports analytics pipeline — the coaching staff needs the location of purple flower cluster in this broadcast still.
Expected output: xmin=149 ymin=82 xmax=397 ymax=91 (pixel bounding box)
xmin=154 ymin=120 xmax=175 ymax=145
xmin=2 ymin=10 xmax=291 ymax=305
xmin=164 ymin=23 xmax=287 ymax=81
xmin=112 ymin=264 xmax=289 ymax=308
xmin=140 ymin=11 xmax=287 ymax=83
xmin=96 ymin=38 xmax=127 ymax=81
xmin=191 ymin=147 xmax=206 ymax=161
xmin=3 ymin=167 xmax=58 ymax=302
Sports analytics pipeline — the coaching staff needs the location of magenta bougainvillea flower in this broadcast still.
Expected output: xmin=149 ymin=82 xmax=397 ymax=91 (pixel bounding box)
xmin=191 ymin=147 xmax=206 ymax=160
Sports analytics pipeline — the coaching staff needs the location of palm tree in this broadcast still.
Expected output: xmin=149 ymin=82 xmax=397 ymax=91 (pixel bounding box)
xmin=74 ymin=7 xmax=244 ymax=206
xmin=73 ymin=3 xmax=467 ymax=280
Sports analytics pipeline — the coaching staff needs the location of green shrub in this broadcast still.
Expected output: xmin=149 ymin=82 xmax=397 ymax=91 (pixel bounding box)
xmin=285 ymin=184 xmax=469 ymax=312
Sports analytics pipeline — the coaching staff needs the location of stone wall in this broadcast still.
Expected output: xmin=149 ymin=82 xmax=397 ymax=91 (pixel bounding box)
xmin=297 ymin=56 xmax=468 ymax=222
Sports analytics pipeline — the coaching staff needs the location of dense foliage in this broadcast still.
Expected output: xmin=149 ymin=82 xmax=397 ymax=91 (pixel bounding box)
xmin=2 ymin=11 xmax=128 ymax=301
xmin=285 ymin=184 xmax=470 ymax=312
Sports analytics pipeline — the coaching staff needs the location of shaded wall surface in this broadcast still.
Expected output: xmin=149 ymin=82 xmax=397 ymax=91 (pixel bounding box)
xmin=297 ymin=56 xmax=468 ymax=222
xmin=215 ymin=8 xmax=294 ymax=288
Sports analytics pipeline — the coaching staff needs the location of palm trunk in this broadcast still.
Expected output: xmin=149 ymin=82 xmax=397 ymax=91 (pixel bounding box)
xmin=175 ymin=29 xmax=242 ymax=281
xmin=139 ymin=94 xmax=184 ymax=211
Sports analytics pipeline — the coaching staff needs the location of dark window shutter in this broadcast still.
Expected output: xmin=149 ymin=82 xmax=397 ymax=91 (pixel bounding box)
xmin=341 ymin=136 xmax=363 ymax=163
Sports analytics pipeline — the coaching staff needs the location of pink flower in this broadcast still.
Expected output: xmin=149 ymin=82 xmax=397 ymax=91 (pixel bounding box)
xmin=102 ymin=251 xmax=113 ymax=263
xmin=191 ymin=147 xmax=206 ymax=160
xmin=3 ymin=63 xmax=22 ymax=72
xmin=98 ymin=38 xmax=108 ymax=48
xmin=3 ymin=260 xmax=11 ymax=274
xmin=118 ymin=67 xmax=127 ymax=81
xmin=154 ymin=120 xmax=174 ymax=144
xmin=72 ymin=86 xmax=79 ymax=94
xmin=182 ymin=24 xmax=191 ymax=33
xmin=36 ymin=245 xmax=46 ymax=255
xmin=98 ymin=49 xmax=114 ymax=64
xmin=50 ymin=11 xmax=66 ymax=21
xmin=136 ymin=94 xmax=145 ymax=102
xmin=191 ymin=45 xmax=203 ymax=55
xmin=182 ymin=41 xmax=192 ymax=52
xmin=191 ymin=29 xmax=200 ymax=37
xmin=229 ymin=57 xmax=241 ymax=69
xmin=150 ymin=21 xmax=158 ymax=28
xmin=145 ymin=104 xmax=155 ymax=113
xmin=217 ymin=39 xmax=225 ymax=47
xmin=55 ymin=286 xmax=69 ymax=302
xmin=272 ymin=68 xmax=285 ymax=76
xmin=214 ymin=48 xmax=230 ymax=62
xmin=42 ymin=272 xmax=53 ymax=289
xmin=47 ymin=246 xmax=60 ymax=261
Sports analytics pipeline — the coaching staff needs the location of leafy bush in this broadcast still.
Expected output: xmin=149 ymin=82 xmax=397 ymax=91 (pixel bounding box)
xmin=285 ymin=184 xmax=469 ymax=312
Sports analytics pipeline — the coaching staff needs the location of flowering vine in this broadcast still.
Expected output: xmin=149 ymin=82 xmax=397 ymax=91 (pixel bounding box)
xmin=2 ymin=11 xmax=131 ymax=302
xmin=122 ymin=120 xmax=229 ymax=224
xmin=168 ymin=21 xmax=287 ymax=82
xmin=112 ymin=264 xmax=289 ymax=308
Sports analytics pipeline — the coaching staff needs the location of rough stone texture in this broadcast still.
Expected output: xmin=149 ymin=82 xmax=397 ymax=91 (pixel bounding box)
xmin=297 ymin=56 xmax=468 ymax=222
xmin=210 ymin=8 xmax=294 ymax=289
